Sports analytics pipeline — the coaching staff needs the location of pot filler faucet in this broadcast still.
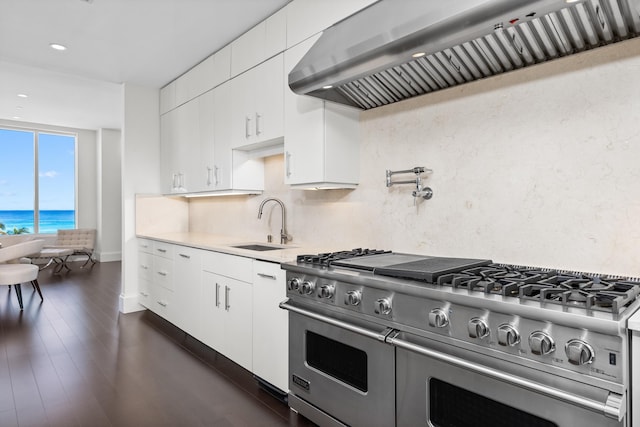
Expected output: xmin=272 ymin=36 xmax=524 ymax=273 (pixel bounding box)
xmin=257 ymin=198 xmax=290 ymax=244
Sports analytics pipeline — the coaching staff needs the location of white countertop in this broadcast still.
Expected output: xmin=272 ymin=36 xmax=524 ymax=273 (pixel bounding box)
xmin=136 ymin=231 xmax=337 ymax=264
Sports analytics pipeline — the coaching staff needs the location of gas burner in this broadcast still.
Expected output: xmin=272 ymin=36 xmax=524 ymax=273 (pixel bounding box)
xmin=297 ymin=248 xmax=391 ymax=267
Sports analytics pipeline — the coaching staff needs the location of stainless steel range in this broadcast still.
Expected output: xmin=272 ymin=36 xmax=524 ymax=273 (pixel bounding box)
xmin=280 ymin=249 xmax=640 ymax=427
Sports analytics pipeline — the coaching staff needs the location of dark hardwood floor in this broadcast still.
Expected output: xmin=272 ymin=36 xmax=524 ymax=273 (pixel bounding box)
xmin=0 ymin=261 xmax=315 ymax=427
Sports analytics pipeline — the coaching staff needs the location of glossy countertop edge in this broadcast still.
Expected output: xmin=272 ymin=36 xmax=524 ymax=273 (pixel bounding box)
xmin=136 ymin=232 xmax=338 ymax=264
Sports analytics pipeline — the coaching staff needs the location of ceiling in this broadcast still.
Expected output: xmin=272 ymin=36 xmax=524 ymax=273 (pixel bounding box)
xmin=0 ymin=0 xmax=290 ymax=130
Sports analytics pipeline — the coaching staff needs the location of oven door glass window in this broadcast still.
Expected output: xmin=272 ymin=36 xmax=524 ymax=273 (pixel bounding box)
xmin=306 ymin=330 xmax=368 ymax=392
xmin=429 ymin=378 xmax=558 ymax=427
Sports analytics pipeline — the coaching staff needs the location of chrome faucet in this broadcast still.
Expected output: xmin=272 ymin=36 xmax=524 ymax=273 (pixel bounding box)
xmin=257 ymin=198 xmax=290 ymax=244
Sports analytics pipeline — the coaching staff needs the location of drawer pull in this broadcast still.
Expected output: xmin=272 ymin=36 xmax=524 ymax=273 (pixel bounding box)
xmin=157 ymin=248 xmax=167 ymax=253
xmin=157 ymin=271 xmax=167 ymax=277
xmin=257 ymin=273 xmax=277 ymax=280
xmin=179 ymin=253 xmax=190 ymax=259
xmin=157 ymin=301 xmax=167 ymax=307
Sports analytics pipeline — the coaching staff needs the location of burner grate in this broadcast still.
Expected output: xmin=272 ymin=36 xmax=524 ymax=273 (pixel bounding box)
xmin=296 ymin=248 xmax=391 ymax=268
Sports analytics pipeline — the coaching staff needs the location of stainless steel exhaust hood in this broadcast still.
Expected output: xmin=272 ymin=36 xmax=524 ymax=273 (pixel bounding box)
xmin=288 ymin=0 xmax=640 ymax=109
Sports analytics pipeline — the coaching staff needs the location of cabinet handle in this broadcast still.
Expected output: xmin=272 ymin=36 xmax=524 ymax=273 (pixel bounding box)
xmin=179 ymin=172 xmax=185 ymax=189
xmin=225 ymin=286 xmax=230 ymax=311
xmin=206 ymin=167 xmax=212 ymax=186
xmin=157 ymin=301 xmax=167 ymax=307
xmin=255 ymin=112 xmax=262 ymax=135
xmin=172 ymin=173 xmax=177 ymax=189
xmin=157 ymin=248 xmax=167 ymax=253
xmin=157 ymin=271 xmax=167 ymax=277
xmin=139 ymin=291 xmax=149 ymax=297
xmin=215 ymin=283 xmax=220 ymax=308
xmin=285 ymin=151 xmax=292 ymax=178
xmin=179 ymin=253 xmax=190 ymax=259
xmin=257 ymin=273 xmax=277 ymax=280
xmin=140 ymin=265 xmax=148 ymax=270
xmin=214 ymin=165 xmax=219 ymax=186
xmin=245 ymin=116 xmax=252 ymax=138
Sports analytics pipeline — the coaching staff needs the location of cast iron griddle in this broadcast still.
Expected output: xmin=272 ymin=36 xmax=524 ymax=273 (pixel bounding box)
xmin=373 ymin=257 xmax=492 ymax=282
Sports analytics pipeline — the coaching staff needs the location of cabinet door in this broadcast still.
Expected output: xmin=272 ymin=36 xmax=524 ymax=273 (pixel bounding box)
xmin=160 ymin=109 xmax=179 ymax=193
xmin=254 ymin=54 xmax=284 ymax=145
xmin=219 ymin=275 xmax=253 ymax=371
xmin=174 ymin=99 xmax=201 ymax=193
xmin=284 ymin=36 xmax=325 ymax=185
xmin=230 ymin=69 xmax=254 ymax=149
xmin=213 ymin=82 xmax=233 ymax=189
xmin=284 ymin=36 xmax=360 ymax=186
xmin=172 ymin=246 xmax=203 ymax=339
xmin=198 ymin=90 xmax=217 ymax=191
xmin=201 ymin=272 xmax=253 ymax=372
xmin=252 ymin=261 xmax=288 ymax=392
xmin=201 ymin=271 xmax=226 ymax=353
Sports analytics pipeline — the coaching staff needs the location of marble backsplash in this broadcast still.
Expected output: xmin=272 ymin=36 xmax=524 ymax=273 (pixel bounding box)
xmin=187 ymin=37 xmax=640 ymax=277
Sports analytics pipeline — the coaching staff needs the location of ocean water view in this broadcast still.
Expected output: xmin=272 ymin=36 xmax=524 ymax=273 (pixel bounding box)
xmin=0 ymin=210 xmax=75 ymax=234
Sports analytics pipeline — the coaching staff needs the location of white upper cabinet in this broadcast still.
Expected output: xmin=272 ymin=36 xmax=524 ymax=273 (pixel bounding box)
xmin=285 ymin=0 xmax=378 ymax=48
xmin=284 ymin=36 xmax=360 ymax=188
xmin=230 ymin=8 xmax=286 ymax=77
xmin=175 ymin=45 xmax=232 ymax=107
xmin=159 ymin=81 xmax=177 ymax=115
xmin=230 ymin=54 xmax=284 ymax=150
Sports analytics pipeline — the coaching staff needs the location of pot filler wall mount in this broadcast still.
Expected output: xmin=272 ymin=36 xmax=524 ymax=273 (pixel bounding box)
xmin=289 ymin=0 xmax=640 ymax=109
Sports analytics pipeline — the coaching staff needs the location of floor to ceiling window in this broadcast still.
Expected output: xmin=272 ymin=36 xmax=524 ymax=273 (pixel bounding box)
xmin=0 ymin=127 xmax=76 ymax=234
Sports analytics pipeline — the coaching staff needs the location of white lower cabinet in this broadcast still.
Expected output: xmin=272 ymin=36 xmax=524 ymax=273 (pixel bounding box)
xmin=138 ymin=239 xmax=290 ymax=383
xmin=252 ymin=260 xmax=288 ymax=392
xmin=202 ymin=271 xmax=253 ymax=372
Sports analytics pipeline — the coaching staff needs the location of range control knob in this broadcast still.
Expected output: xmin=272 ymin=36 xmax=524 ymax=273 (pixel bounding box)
xmin=287 ymin=278 xmax=301 ymax=292
xmin=468 ymin=318 xmax=489 ymax=339
xmin=428 ymin=309 xmax=449 ymax=328
xmin=529 ymin=331 xmax=556 ymax=356
xmin=299 ymin=280 xmax=315 ymax=295
xmin=374 ymin=298 xmax=392 ymax=315
xmin=497 ymin=324 xmax=521 ymax=347
xmin=319 ymin=284 xmax=335 ymax=299
xmin=565 ymin=339 xmax=595 ymax=365
xmin=345 ymin=290 xmax=362 ymax=306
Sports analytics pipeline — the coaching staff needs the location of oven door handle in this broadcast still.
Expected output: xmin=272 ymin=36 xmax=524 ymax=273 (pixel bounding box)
xmin=387 ymin=334 xmax=625 ymax=421
xmin=279 ymin=300 xmax=393 ymax=342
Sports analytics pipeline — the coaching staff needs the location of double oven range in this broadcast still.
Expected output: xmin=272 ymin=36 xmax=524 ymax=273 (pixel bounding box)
xmin=280 ymin=249 xmax=640 ymax=427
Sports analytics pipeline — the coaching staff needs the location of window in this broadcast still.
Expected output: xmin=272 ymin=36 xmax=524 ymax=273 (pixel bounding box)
xmin=0 ymin=127 xmax=76 ymax=234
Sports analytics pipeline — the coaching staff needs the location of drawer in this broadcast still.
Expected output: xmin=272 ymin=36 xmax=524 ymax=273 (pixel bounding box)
xmin=202 ymin=251 xmax=253 ymax=283
xmin=153 ymin=256 xmax=174 ymax=290
xmin=138 ymin=278 xmax=153 ymax=309
xmin=138 ymin=252 xmax=153 ymax=280
xmin=153 ymin=241 xmax=174 ymax=259
xmin=138 ymin=238 xmax=153 ymax=254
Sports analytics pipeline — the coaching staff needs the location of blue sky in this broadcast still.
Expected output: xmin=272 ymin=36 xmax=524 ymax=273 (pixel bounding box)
xmin=0 ymin=128 xmax=75 ymax=210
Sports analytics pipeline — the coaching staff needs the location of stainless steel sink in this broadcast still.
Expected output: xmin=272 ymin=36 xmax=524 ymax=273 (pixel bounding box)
xmin=232 ymin=244 xmax=286 ymax=251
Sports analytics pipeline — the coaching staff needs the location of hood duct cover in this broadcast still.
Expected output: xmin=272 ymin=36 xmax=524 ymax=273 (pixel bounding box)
xmin=288 ymin=0 xmax=640 ymax=109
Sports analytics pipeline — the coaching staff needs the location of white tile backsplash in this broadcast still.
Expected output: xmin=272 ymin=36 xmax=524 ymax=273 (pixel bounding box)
xmin=189 ymin=38 xmax=640 ymax=277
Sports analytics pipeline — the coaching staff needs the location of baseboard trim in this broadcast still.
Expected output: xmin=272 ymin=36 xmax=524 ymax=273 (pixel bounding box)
xmin=119 ymin=293 xmax=145 ymax=313
xmin=98 ymin=251 xmax=121 ymax=262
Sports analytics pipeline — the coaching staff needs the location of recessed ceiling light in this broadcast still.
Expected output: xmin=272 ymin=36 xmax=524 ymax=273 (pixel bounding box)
xmin=17 ymin=93 xmax=28 ymax=98
xmin=412 ymin=52 xmax=426 ymax=58
xmin=322 ymin=85 xmax=333 ymax=89
xmin=565 ymin=0 xmax=581 ymax=3
xmin=50 ymin=43 xmax=67 ymax=51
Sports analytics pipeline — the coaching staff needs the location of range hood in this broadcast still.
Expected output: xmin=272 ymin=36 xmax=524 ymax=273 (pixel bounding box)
xmin=289 ymin=0 xmax=640 ymax=109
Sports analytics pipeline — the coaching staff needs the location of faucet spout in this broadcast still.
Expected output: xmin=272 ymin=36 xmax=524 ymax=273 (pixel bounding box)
xmin=257 ymin=198 xmax=290 ymax=244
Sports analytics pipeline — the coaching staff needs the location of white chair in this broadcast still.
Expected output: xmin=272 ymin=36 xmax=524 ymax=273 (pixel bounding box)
xmin=0 ymin=239 xmax=45 ymax=310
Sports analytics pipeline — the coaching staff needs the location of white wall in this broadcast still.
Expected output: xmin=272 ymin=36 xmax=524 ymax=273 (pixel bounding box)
xmin=189 ymin=37 xmax=640 ymax=278
xmin=97 ymin=128 xmax=122 ymax=261
xmin=121 ymin=83 xmax=161 ymax=313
